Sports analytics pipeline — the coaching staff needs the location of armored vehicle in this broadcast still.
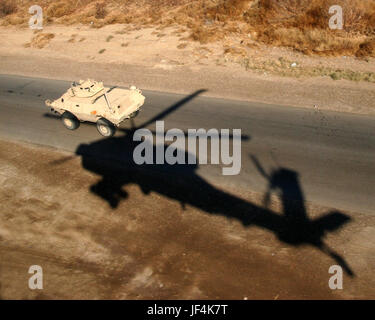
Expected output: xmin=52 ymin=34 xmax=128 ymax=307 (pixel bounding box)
xmin=45 ymin=79 xmax=145 ymax=137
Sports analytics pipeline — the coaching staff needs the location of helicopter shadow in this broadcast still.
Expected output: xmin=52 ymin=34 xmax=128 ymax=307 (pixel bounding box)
xmin=51 ymin=90 xmax=354 ymax=276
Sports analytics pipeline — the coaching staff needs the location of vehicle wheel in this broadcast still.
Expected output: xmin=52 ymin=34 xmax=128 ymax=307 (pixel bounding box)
xmin=61 ymin=112 xmax=80 ymax=130
xmin=96 ymin=118 xmax=116 ymax=137
xmin=128 ymin=110 xmax=139 ymax=119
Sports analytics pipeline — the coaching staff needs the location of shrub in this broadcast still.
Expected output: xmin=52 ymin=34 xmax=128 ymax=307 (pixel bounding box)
xmin=0 ymin=0 xmax=17 ymax=17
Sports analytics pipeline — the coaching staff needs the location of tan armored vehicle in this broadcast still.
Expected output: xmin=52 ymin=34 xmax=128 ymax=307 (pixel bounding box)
xmin=45 ymin=79 xmax=145 ymax=137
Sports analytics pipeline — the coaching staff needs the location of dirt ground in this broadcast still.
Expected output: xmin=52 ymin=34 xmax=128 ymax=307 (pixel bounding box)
xmin=1 ymin=24 xmax=375 ymax=115
xmin=0 ymin=138 xmax=374 ymax=299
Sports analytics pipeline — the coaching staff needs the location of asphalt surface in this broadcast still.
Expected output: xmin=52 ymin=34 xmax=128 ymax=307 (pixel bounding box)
xmin=0 ymin=74 xmax=374 ymax=214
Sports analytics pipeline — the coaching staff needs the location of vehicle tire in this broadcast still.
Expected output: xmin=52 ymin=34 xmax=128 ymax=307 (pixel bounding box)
xmin=61 ymin=112 xmax=80 ymax=130
xmin=96 ymin=118 xmax=116 ymax=137
xmin=128 ymin=110 xmax=139 ymax=119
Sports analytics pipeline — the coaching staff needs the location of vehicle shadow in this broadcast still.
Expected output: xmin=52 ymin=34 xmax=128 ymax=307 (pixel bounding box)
xmin=51 ymin=90 xmax=354 ymax=276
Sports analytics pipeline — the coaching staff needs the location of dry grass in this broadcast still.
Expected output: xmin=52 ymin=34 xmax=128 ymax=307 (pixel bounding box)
xmin=224 ymin=45 xmax=248 ymax=57
xmin=24 ymin=33 xmax=55 ymax=49
xmin=237 ymin=55 xmax=375 ymax=82
xmin=2 ymin=0 xmax=375 ymax=57
xmin=177 ymin=42 xmax=187 ymax=49
xmin=356 ymin=38 xmax=375 ymax=58
xmin=95 ymin=2 xmax=107 ymax=19
xmin=253 ymin=0 xmax=375 ymax=57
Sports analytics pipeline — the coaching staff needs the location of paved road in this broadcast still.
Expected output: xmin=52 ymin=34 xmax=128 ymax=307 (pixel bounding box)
xmin=0 ymin=74 xmax=374 ymax=214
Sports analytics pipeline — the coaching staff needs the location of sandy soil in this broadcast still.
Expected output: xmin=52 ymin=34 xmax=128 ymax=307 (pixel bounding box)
xmin=1 ymin=24 xmax=375 ymax=115
xmin=0 ymin=138 xmax=374 ymax=299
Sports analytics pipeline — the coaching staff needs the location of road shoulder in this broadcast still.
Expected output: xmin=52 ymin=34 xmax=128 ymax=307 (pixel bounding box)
xmin=1 ymin=24 xmax=374 ymax=115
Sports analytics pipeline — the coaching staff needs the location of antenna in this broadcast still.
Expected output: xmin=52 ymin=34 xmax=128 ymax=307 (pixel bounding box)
xmin=103 ymin=92 xmax=113 ymax=112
